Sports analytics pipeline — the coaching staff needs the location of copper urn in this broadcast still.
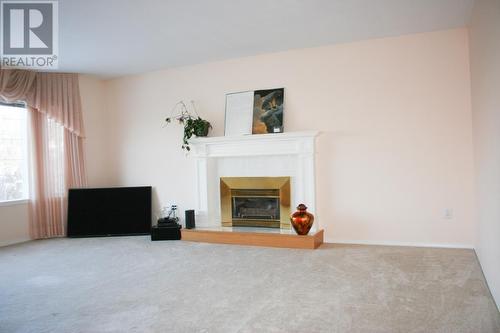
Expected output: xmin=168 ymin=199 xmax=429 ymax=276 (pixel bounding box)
xmin=290 ymin=204 xmax=314 ymax=235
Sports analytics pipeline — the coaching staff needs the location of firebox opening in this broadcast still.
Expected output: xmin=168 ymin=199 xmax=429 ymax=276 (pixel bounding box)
xmin=231 ymin=188 xmax=281 ymax=228
xmin=220 ymin=177 xmax=291 ymax=229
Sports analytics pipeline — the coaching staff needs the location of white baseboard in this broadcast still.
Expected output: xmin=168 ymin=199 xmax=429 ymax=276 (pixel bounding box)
xmin=327 ymin=238 xmax=474 ymax=249
xmin=0 ymin=237 xmax=31 ymax=248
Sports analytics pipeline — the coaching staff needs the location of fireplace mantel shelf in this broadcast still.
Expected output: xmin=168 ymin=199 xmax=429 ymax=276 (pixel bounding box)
xmin=189 ymin=131 xmax=320 ymax=158
xmin=190 ymin=131 xmax=320 ymax=144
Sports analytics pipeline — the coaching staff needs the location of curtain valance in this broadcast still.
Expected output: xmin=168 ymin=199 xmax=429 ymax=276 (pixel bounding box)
xmin=0 ymin=69 xmax=84 ymax=137
xmin=0 ymin=69 xmax=36 ymax=102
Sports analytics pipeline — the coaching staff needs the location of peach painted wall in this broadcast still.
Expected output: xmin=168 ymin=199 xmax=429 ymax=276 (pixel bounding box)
xmin=0 ymin=203 xmax=29 ymax=247
xmin=469 ymin=0 xmax=500 ymax=309
xmin=104 ymin=28 xmax=476 ymax=247
xmin=79 ymin=74 xmax=117 ymax=187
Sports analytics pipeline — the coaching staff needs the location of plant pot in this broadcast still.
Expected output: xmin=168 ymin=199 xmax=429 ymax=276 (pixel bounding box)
xmin=195 ymin=121 xmax=210 ymax=137
xmin=290 ymin=204 xmax=314 ymax=235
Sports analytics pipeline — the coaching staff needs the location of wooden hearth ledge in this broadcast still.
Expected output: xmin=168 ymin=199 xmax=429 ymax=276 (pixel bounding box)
xmin=181 ymin=228 xmax=324 ymax=249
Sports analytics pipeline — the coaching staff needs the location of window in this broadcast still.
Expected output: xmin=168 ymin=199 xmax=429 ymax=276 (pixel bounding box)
xmin=0 ymin=102 xmax=29 ymax=202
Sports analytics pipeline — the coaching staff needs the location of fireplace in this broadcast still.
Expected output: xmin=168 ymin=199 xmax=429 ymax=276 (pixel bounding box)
xmin=220 ymin=177 xmax=291 ymax=229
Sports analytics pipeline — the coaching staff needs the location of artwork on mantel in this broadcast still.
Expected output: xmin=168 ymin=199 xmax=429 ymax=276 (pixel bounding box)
xmin=224 ymin=88 xmax=284 ymax=136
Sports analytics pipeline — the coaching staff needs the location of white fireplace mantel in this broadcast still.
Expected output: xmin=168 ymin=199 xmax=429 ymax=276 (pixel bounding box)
xmin=189 ymin=131 xmax=319 ymax=158
xmin=189 ymin=131 xmax=320 ymax=229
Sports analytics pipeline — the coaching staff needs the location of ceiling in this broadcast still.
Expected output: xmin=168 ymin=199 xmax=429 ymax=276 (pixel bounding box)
xmin=58 ymin=0 xmax=475 ymax=78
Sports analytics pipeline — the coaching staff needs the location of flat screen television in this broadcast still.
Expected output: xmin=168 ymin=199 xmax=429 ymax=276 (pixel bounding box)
xmin=67 ymin=186 xmax=152 ymax=237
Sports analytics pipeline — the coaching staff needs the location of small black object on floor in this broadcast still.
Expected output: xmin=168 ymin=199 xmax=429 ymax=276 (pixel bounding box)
xmin=185 ymin=210 xmax=195 ymax=229
xmin=151 ymin=221 xmax=181 ymax=241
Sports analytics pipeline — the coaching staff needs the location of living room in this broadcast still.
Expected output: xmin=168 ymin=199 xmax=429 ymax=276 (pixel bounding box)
xmin=0 ymin=0 xmax=499 ymax=332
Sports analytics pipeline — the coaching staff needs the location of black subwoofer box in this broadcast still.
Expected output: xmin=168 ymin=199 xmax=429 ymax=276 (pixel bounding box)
xmin=151 ymin=225 xmax=181 ymax=241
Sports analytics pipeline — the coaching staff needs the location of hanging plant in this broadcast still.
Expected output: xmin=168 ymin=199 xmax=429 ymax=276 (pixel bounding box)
xmin=165 ymin=100 xmax=212 ymax=151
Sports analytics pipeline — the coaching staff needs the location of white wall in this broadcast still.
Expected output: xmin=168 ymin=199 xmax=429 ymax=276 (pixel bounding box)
xmin=104 ymin=29 xmax=477 ymax=247
xmin=469 ymin=0 xmax=500 ymax=310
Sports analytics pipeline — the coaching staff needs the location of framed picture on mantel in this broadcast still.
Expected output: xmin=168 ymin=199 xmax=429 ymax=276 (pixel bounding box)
xmin=224 ymin=88 xmax=284 ymax=136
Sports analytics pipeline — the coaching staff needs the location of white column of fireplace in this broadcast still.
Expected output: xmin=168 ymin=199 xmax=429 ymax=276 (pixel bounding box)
xmin=189 ymin=131 xmax=320 ymax=230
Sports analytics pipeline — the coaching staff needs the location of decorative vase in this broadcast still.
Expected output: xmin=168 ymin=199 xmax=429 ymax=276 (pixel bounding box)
xmin=290 ymin=204 xmax=314 ymax=235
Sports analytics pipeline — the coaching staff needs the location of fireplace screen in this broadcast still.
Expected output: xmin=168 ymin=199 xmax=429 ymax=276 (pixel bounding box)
xmin=232 ymin=190 xmax=280 ymax=222
xmin=220 ymin=177 xmax=290 ymax=229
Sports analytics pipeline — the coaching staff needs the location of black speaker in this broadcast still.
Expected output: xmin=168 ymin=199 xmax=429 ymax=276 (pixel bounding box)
xmin=185 ymin=210 xmax=195 ymax=229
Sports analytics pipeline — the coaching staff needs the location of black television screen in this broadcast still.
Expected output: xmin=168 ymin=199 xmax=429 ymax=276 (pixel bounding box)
xmin=67 ymin=186 xmax=152 ymax=237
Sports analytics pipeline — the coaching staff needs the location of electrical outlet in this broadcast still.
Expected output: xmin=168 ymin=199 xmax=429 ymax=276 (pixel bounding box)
xmin=443 ymin=208 xmax=453 ymax=219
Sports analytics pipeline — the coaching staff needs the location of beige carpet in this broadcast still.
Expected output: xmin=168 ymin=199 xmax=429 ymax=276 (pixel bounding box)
xmin=0 ymin=236 xmax=499 ymax=333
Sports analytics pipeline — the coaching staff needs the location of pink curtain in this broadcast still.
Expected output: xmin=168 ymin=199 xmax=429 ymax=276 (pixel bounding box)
xmin=31 ymin=72 xmax=85 ymax=137
xmin=64 ymin=130 xmax=87 ymax=188
xmin=0 ymin=69 xmax=87 ymax=239
xmin=29 ymin=110 xmax=66 ymax=238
